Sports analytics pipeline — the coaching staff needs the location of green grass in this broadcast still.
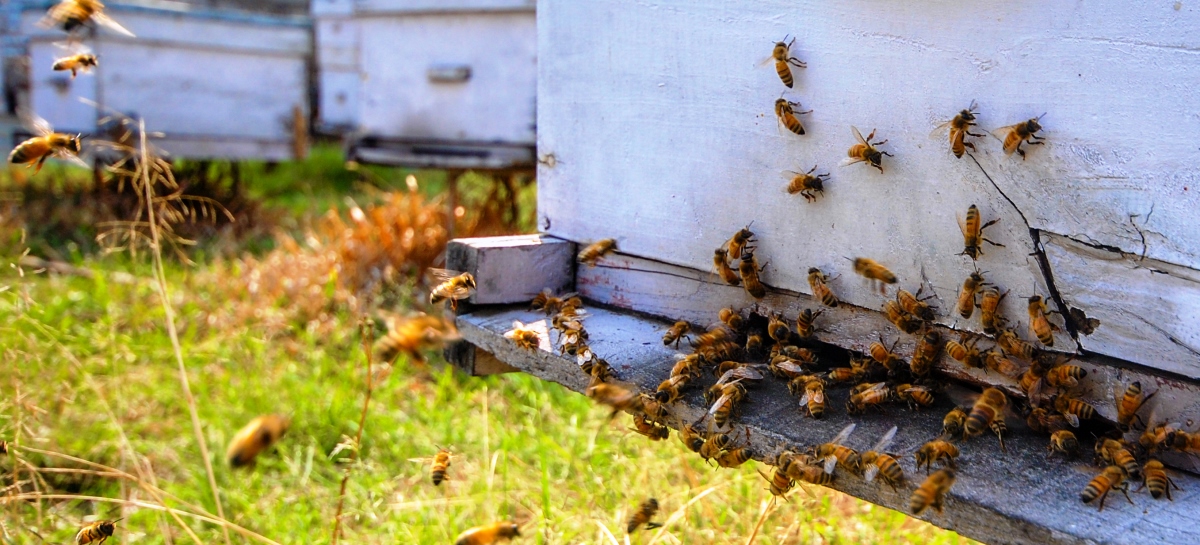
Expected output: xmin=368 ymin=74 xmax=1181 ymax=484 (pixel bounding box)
xmin=0 ymin=153 xmax=970 ymax=544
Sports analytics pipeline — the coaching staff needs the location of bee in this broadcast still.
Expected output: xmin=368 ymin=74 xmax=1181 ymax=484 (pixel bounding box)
xmin=1053 ymin=394 xmax=1096 ymax=428
xmin=745 ymin=333 xmax=765 ymax=355
xmin=895 ymin=384 xmax=935 ymax=410
xmin=530 ymin=289 xmax=578 ymax=315
xmin=726 ymin=225 xmax=755 ymax=260
xmin=698 ymin=430 xmax=735 ymax=461
xmin=910 ymin=331 xmax=941 ymax=377
xmin=767 ymin=313 xmax=791 ymax=343
xmin=627 ymin=498 xmax=663 ymax=533
xmin=655 ymin=375 xmax=688 ymax=404
xmin=964 ymin=388 xmax=1007 ymax=442
xmin=945 ymin=336 xmax=983 ymax=370
xmin=52 ymin=51 xmax=97 ymax=78
xmin=813 ymin=423 xmax=860 ymax=475
xmin=794 ymin=308 xmax=822 ymax=338
xmin=75 ymin=519 xmax=120 ymax=545
xmin=708 ymin=381 xmax=748 ymax=428
xmin=662 ymin=321 xmax=691 ymax=348
xmin=769 ymin=355 xmax=808 ymax=379
xmin=454 ymin=521 xmax=521 ymax=545
xmin=910 ymin=469 xmax=956 ymax=515
xmin=430 ymin=448 xmax=452 ymax=485
xmin=932 ymin=101 xmax=983 ymax=158
xmin=958 ymin=204 xmax=1003 ymax=260
xmin=992 ymin=114 xmax=1046 ymax=159
xmin=996 ymin=327 xmax=1035 ymax=362
xmin=578 ymin=238 xmax=617 ymax=266
xmin=226 ymin=414 xmax=290 ymax=467
xmin=799 ymin=378 xmax=826 ymax=419
xmin=715 ymin=443 xmax=755 ymax=468
xmin=739 ymin=249 xmax=767 ymax=299
xmin=640 ymin=395 xmax=670 ymax=423
xmin=785 ymin=165 xmax=829 ymax=202
xmin=1096 ymin=439 xmax=1140 ymax=479
xmin=1140 ymin=460 xmax=1180 ymax=500
xmin=713 ymin=249 xmax=741 ymax=286
xmin=375 ymin=313 xmax=458 ymax=363
xmin=9 ymin=112 xmax=84 ymax=174
xmin=915 ymin=440 xmax=960 ymax=473
xmin=629 ymin=414 xmax=669 ymax=441
xmin=1166 ymin=429 xmax=1200 ymax=453
xmin=763 ymin=465 xmax=795 ymax=500
xmin=680 ymin=423 xmax=705 ymax=453
xmin=713 ymin=364 xmax=764 ymax=391
xmin=504 ymin=321 xmax=541 ymax=351
xmin=983 ymin=350 xmax=1023 ymax=378
xmin=1045 ymin=364 xmax=1086 ymax=389
xmin=1080 ymin=466 xmax=1131 ymax=511
xmin=826 ymin=358 xmax=868 ymax=384
xmin=788 ymin=461 xmax=835 ymax=486
xmin=846 ymin=382 xmax=891 ymax=415
xmin=942 ymin=407 xmax=968 ymax=439
xmin=429 ymin=269 xmax=476 ymax=308
xmin=841 ymin=126 xmax=893 ymax=173
xmin=586 ymin=383 xmax=644 ymax=418
xmin=775 ymin=97 xmax=812 ymax=135
xmin=1027 ymin=295 xmax=1059 ymax=346
xmin=799 ymin=267 xmax=839 ymax=307
xmin=670 ymin=353 xmax=703 ymax=380
xmin=767 ymin=35 xmax=806 ymax=87
xmin=861 ymin=426 xmax=904 ymax=491
xmin=978 ymin=287 xmax=1006 ymax=335
xmin=1025 ymin=407 xmax=1071 ymax=435
xmin=883 ymin=301 xmax=923 ymax=334
xmin=868 ymin=335 xmax=904 ymax=373
xmin=852 ymin=258 xmax=898 ymax=290
xmin=897 ymin=288 xmax=936 ymax=322
xmin=1048 ymin=430 xmax=1080 ymax=459
xmin=955 ymin=271 xmax=985 ymax=319
xmin=779 ymin=345 xmax=818 ymax=364
xmin=718 ymin=307 xmax=745 ymax=331
xmin=1067 ymin=306 xmax=1101 ymax=336
xmin=42 ymin=0 xmax=134 ymax=37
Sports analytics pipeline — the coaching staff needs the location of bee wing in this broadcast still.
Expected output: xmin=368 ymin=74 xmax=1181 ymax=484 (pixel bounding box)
xmin=427 ymin=268 xmax=466 ymax=283
xmin=929 ymin=119 xmax=954 ymax=138
xmin=872 ymin=426 xmax=898 ymax=453
xmin=53 ymin=149 xmax=90 ymax=168
xmin=850 ymin=125 xmax=868 ymax=145
xmin=92 ymin=12 xmax=136 ymax=38
xmin=776 ymin=360 xmax=806 ymax=375
xmin=1063 ymin=412 xmax=1081 ymax=428
xmin=798 ymin=391 xmax=811 ymax=406
xmin=18 ymin=108 xmax=54 ymax=136
xmin=757 ymin=53 xmax=777 ymax=67
xmin=708 ymin=393 xmax=733 ymax=416
xmin=839 ymin=156 xmax=867 ymax=167
xmin=822 ymin=455 xmax=838 ymax=474
xmin=864 ymin=464 xmax=880 ymax=482
xmin=990 ymin=125 xmax=1022 ymax=154
xmin=831 ymin=422 xmax=857 ymax=445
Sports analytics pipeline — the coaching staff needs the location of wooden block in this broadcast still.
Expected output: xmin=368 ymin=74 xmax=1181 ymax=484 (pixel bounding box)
xmin=446 ymin=234 xmax=575 ymax=305
xmin=443 ymin=341 xmax=518 ymax=376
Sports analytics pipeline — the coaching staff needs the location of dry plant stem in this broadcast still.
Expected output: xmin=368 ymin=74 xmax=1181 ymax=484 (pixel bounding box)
xmin=135 ymin=122 xmax=231 ymax=545
xmin=332 ymin=319 xmax=376 ymax=545
xmin=744 ymin=499 xmax=774 ymax=545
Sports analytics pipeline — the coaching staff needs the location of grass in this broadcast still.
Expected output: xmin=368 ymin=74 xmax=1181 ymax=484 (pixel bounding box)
xmin=0 ymin=150 xmax=971 ymax=544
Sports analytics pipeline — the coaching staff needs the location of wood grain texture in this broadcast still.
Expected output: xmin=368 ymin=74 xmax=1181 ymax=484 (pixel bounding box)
xmin=446 ymin=234 xmax=575 ymax=305
xmin=458 ymin=305 xmax=1200 ymax=545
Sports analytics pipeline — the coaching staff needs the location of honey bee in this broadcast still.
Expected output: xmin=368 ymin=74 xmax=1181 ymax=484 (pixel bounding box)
xmin=910 ymin=331 xmax=941 ymax=377
xmin=1048 ymin=430 xmax=1080 ymax=459
xmin=586 ymin=383 xmax=644 ymax=418
xmin=996 ymin=327 xmax=1035 ymax=362
xmin=42 ymin=0 xmax=134 ymax=37
xmin=627 ymin=498 xmax=663 ymax=533
xmin=662 ymin=321 xmax=691 ymax=348
xmin=852 ymin=258 xmax=898 ymax=290
xmin=826 ymin=358 xmax=868 ymax=384
xmin=955 ymin=271 xmax=985 ymax=319
xmin=9 ymin=112 xmax=84 ymax=174
xmin=655 ymin=375 xmax=688 ymax=404
xmin=718 ymin=307 xmax=745 ymax=330
xmin=841 ymin=126 xmax=892 ymax=173
xmin=375 ymin=313 xmax=458 ymax=363
xmin=1025 ymin=407 xmax=1071 ymax=435
xmin=698 ymin=430 xmax=735 ymax=462
xmin=914 ymin=440 xmax=960 ymax=474
xmin=680 ymin=423 xmax=705 ymax=453
xmin=52 ymin=51 xmax=97 ymax=78
xmin=766 ymin=36 xmax=806 ymax=87
xmin=739 ymin=249 xmax=767 ymax=299
xmin=769 ymin=355 xmax=808 ymax=379
xmin=762 ymin=465 xmax=795 ymax=500
xmin=429 ymin=269 xmax=476 ymax=308
xmin=1166 ymin=429 xmax=1200 ymax=453
xmin=895 ymin=384 xmax=935 ymax=410
xmin=861 ymin=426 xmax=904 ymax=491
xmin=715 ymin=443 xmax=755 ymax=468
xmin=978 ymin=286 xmax=1006 ymax=336
xmin=1080 ymin=466 xmax=1131 ymax=511
xmin=1115 ymin=382 xmax=1152 ymax=432
xmin=1067 ymin=306 xmax=1101 ymax=336
xmin=1027 ymin=295 xmax=1059 ymax=346
xmin=530 ymin=289 xmax=578 ymax=315
xmin=640 ymin=395 xmax=670 ymax=423
xmin=714 ymin=364 xmax=764 ymax=390
xmin=958 ymin=204 xmax=1003 ymax=260
xmin=910 ymin=469 xmax=956 ymax=515
xmin=767 ymin=313 xmax=791 ymax=343
xmin=670 ymin=353 xmax=703 ymax=380
xmin=799 ymin=378 xmax=826 ymax=419
xmin=726 ymin=225 xmax=755 ymax=260
xmin=775 ymin=97 xmax=812 ymax=135
xmin=794 ymin=308 xmax=822 ymax=338
xmin=883 ymin=301 xmax=923 ymax=334
xmin=504 ymin=321 xmax=541 ymax=351
xmin=983 ymin=350 xmax=1023 ymax=378
xmin=454 ymin=521 xmax=521 ymax=545
xmin=964 ymin=388 xmax=1007 ymax=442
xmin=785 ymin=166 xmax=829 ymax=202
xmin=897 ymin=288 xmax=936 ymax=322
xmin=931 ymin=101 xmax=983 ymax=158
xmin=226 ymin=414 xmax=290 ymax=467
xmin=1140 ymin=460 xmax=1180 ymax=500
xmin=868 ymin=335 xmax=904 ymax=373
xmin=847 ymin=382 xmax=891 ymax=415
xmin=1096 ymin=438 xmax=1140 ymax=479
xmin=788 ymin=461 xmax=836 ymax=486
xmin=708 ymin=381 xmax=748 ymax=428
xmin=942 ymin=407 xmax=968 ymax=439
xmin=945 ymin=336 xmax=983 ymax=370
xmin=430 ymin=448 xmax=452 ymax=485
xmin=713 ymin=249 xmax=741 ymax=286
xmin=745 ymin=333 xmax=765 ymax=355
xmin=1053 ymin=394 xmax=1096 ymax=428
xmin=813 ymin=423 xmax=860 ymax=475
xmin=629 ymin=414 xmax=670 ymax=441
xmin=803 ymin=267 xmax=839 ymax=307
xmin=1045 ymin=364 xmax=1086 ymax=389
xmin=75 ymin=519 xmax=120 ymax=545
xmin=578 ymin=238 xmax=618 ymax=266
xmin=992 ymin=114 xmax=1046 ymax=159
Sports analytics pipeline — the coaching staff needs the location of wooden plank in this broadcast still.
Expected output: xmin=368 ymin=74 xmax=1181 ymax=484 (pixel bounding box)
xmin=444 ymin=341 xmax=519 ymax=376
xmin=457 ymin=305 xmax=1200 ymax=545
xmin=446 ymin=234 xmax=575 ymax=305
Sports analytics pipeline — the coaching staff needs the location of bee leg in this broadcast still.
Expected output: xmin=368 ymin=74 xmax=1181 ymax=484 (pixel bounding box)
xmin=963 ymin=141 xmax=976 ymax=151
xmin=1119 ymin=484 xmax=1134 ymax=505
xmin=1017 ymin=146 xmax=1027 ymax=160
xmin=967 ymin=131 xmax=985 ymax=138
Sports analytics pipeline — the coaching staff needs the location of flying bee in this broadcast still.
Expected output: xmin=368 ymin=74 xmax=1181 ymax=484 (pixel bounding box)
xmin=662 ymin=320 xmax=690 ymax=348
xmin=375 ymin=313 xmax=458 ymax=363
xmin=946 ymin=336 xmax=983 ymax=370
xmin=846 ymin=382 xmax=891 ymax=415
xmin=897 ymin=288 xmax=936 ymax=322
xmin=800 ymin=267 xmax=839 ymax=307
xmin=931 ymin=100 xmax=983 ymax=158
xmin=964 ymin=388 xmax=1007 ymax=444
xmin=910 ymin=469 xmax=956 ymax=515
xmin=958 ymin=204 xmax=1003 ymax=260
xmin=1115 ymin=382 xmax=1153 ymax=432
xmin=585 ymin=383 xmax=644 ymax=418
xmin=799 ymin=378 xmax=826 ymax=419
xmin=775 ymin=96 xmax=812 ymax=135
xmin=1080 ymin=466 xmax=1132 ymax=511
xmin=978 ymin=286 xmax=1006 ymax=335
xmin=1048 ymin=430 xmax=1080 ymax=459
xmin=9 ymin=111 xmax=84 ymax=174
xmin=713 ymin=248 xmax=741 ymax=286
xmin=841 ymin=126 xmax=892 ymax=173
xmin=910 ymin=331 xmax=941 ymax=377
xmin=983 ymin=350 xmax=1023 ymax=378
xmin=942 ymin=407 xmax=968 ymax=439
xmin=1140 ymin=460 xmax=1180 ymax=500
xmin=504 ymin=321 xmax=541 ymax=351
xmin=765 ymin=35 xmax=806 ymax=87
xmin=955 ymin=271 xmax=985 ymax=319
xmin=861 ymin=426 xmax=904 ymax=491
xmin=627 ymin=498 xmax=663 ymax=533
xmin=882 ymin=301 xmax=923 ymax=334
xmin=52 ymin=48 xmax=97 ymax=78
xmin=785 ymin=165 xmax=828 ymax=202
xmin=1053 ymin=394 xmax=1096 ymax=428
xmin=738 ymin=249 xmax=767 ymax=299
xmin=915 ymin=440 xmax=960 ymax=473
xmin=578 ymin=238 xmax=617 ymax=266
xmin=1045 ymin=364 xmax=1086 ymax=389
xmin=226 ymin=414 xmax=290 ymax=467
xmin=42 ymin=0 xmax=135 ymax=37
xmin=1027 ymin=295 xmax=1059 ymax=346
xmin=430 ymin=448 xmax=453 ymax=486
xmin=996 ymin=327 xmax=1035 ymax=362
xmin=454 ymin=521 xmax=521 ymax=545
xmin=794 ymin=308 xmax=822 ymax=338
xmin=726 ymin=224 xmax=755 ymax=260
xmin=530 ymin=289 xmax=578 ymax=315
xmin=1026 ymin=407 xmax=1071 ymax=435
xmin=895 ymin=384 xmax=935 ymax=410
xmin=813 ymin=423 xmax=860 ymax=475
xmin=1096 ymin=439 xmax=1140 ymax=479
xmin=852 ymin=257 xmax=898 ymax=291
xmin=992 ymin=114 xmax=1046 ymax=159
xmin=429 ymin=269 xmax=476 ymax=309
xmin=75 ymin=518 xmax=120 ymax=545
xmin=767 ymin=313 xmax=791 ymax=343
xmin=630 ymin=414 xmax=670 ymax=441
xmin=868 ymin=335 xmax=904 ymax=373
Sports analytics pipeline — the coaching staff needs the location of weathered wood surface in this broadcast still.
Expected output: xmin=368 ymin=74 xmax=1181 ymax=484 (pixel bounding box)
xmin=536 ymin=0 xmax=1200 ymax=379
xmin=457 ymin=305 xmax=1200 ymax=545
xmin=446 ymin=234 xmax=575 ymax=305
